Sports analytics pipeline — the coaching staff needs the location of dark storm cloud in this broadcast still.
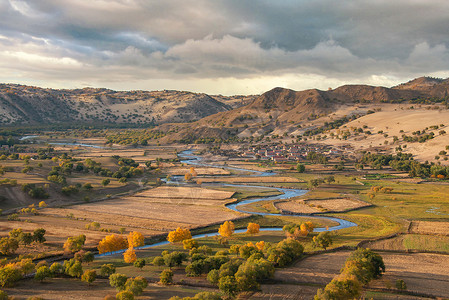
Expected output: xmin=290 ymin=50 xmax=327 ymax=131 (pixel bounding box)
xmin=1 ymin=0 xmax=449 ymax=93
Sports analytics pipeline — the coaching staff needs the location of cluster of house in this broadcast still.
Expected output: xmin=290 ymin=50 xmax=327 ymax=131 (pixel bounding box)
xmin=239 ymin=144 xmax=341 ymax=162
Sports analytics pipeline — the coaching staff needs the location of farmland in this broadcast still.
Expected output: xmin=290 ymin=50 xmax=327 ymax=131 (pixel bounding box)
xmin=1 ymin=135 xmax=449 ymax=299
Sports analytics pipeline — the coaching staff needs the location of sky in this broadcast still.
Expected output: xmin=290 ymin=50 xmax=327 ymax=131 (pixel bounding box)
xmin=1 ymin=0 xmax=449 ymax=95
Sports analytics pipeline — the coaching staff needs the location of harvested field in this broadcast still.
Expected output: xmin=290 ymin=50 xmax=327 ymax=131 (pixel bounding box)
xmin=139 ymin=186 xmax=235 ymax=200
xmin=199 ymin=176 xmax=302 ymax=183
xmin=276 ymin=200 xmax=320 ymax=214
xmin=251 ymin=284 xmax=319 ymax=300
xmin=369 ymin=252 xmax=449 ymax=298
xmin=166 ymin=167 xmax=230 ymax=175
xmin=409 ymin=220 xmax=449 ymax=235
xmin=4 ymin=278 xmax=204 ymax=300
xmin=275 ymin=197 xmax=369 ymax=214
xmin=74 ymin=199 xmax=244 ymax=227
xmin=305 ymin=198 xmax=370 ymax=212
xmin=275 ymin=251 xmax=351 ymax=285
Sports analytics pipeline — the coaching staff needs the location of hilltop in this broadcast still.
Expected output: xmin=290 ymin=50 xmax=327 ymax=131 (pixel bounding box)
xmin=159 ymin=76 xmax=449 ymax=143
xmin=0 ymin=84 xmax=255 ymax=126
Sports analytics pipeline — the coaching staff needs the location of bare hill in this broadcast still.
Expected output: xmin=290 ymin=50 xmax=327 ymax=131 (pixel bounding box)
xmin=160 ymin=77 xmax=449 ymax=143
xmin=0 ymin=84 xmax=255 ymax=126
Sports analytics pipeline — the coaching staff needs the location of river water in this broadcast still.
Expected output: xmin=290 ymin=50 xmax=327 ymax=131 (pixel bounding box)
xmin=97 ymin=149 xmax=356 ymax=257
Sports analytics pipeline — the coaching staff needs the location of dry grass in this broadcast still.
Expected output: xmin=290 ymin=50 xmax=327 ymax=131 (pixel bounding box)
xmin=305 ymin=198 xmax=370 ymax=212
xmin=276 ymin=200 xmax=320 ymax=214
xmin=140 ymin=186 xmax=235 ymax=199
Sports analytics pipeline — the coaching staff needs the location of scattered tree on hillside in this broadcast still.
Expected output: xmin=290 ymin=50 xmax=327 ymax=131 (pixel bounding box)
xmin=63 ymin=234 xmax=86 ymax=253
xmin=123 ymin=247 xmax=137 ymax=263
xmin=98 ymin=234 xmax=128 ymax=254
xmin=167 ymin=227 xmax=192 ymax=243
xmin=127 ymin=231 xmax=144 ymax=248
xmin=312 ymin=231 xmax=333 ymax=250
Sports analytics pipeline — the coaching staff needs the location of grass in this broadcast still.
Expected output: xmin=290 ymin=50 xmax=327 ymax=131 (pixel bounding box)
xmin=402 ymin=234 xmax=449 ymax=252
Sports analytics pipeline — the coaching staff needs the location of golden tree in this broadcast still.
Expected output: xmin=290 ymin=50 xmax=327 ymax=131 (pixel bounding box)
xmin=123 ymin=247 xmax=137 ymax=263
xmin=189 ymin=167 xmax=197 ymax=177
xmin=127 ymin=231 xmax=144 ymax=248
xmin=255 ymin=241 xmax=265 ymax=251
xmin=246 ymin=223 xmax=260 ymax=235
xmin=184 ymin=172 xmax=193 ymax=181
xmin=218 ymin=221 xmax=235 ymax=238
xmin=98 ymin=234 xmax=128 ymax=254
xmin=167 ymin=227 xmax=192 ymax=243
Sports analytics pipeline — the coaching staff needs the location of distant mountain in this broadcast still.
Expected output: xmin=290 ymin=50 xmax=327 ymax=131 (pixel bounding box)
xmin=0 ymin=84 xmax=255 ymax=126
xmin=160 ymin=76 xmax=449 ymax=142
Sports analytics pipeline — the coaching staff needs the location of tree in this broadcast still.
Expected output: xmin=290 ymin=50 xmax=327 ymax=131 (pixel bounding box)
xmin=134 ymin=259 xmax=146 ymax=270
xmin=38 ymin=201 xmax=47 ymax=208
xmin=218 ymin=221 xmax=235 ymax=238
xmin=125 ymin=276 xmax=147 ymax=296
xmin=100 ymin=264 xmax=116 ymax=277
xmin=123 ymin=247 xmax=137 ymax=263
xmin=246 ymin=222 xmax=260 ymax=235
xmin=152 ymin=256 xmax=165 ymax=266
xmin=101 ymin=179 xmax=110 ymax=187
xmin=63 ymin=234 xmax=86 ymax=253
xmin=164 ymin=251 xmax=188 ymax=268
xmin=167 ymin=227 xmax=192 ymax=243
xmin=0 ymin=266 xmax=22 ymax=287
xmin=312 ymin=231 xmax=333 ymax=250
xmin=50 ymin=262 xmax=63 ymax=276
xmin=67 ymin=260 xmax=83 ymax=278
xmin=18 ymin=232 xmax=33 ymax=246
xmin=296 ymin=163 xmax=306 ymax=173
xmin=98 ymin=234 xmax=128 ymax=254
xmin=81 ymin=270 xmax=96 ymax=286
xmin=127 ymin=231 xmax=144 ymax=248
xmin=182 ymin=238 xmax=198 ymax=250
xmin=184 ymin=172 xmax=193 ymax=181
xmin=116 ymin=291 xmax=134 ymax=300
xmin=0 ymin=237 xmax=19 ymax=255
xmin=160 ymin=269 xmax=173 ymax=285
xmin=34 ymin=266 xmax=51 ymax=282
xmin=218 ymin=275 xmax=238 ymax=298
xmin=33 ymin=228 xmax=46 ymax=243
xmin=109 ymin=273 xmax=128 ymax=291
xmin=396 ymin=279 xmax=407 ymax=290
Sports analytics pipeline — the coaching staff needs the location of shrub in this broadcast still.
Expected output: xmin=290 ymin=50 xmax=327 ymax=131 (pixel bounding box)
xmin=160 ymin=269 xmax=173 ymax=285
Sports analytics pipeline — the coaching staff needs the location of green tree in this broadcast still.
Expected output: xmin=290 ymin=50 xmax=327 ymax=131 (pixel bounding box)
xmin=50 ymin=262 xmax=63 ymax=276
xmin=116 ymin=291 xmax=134 ymax=300
xmin=63 ymin=234 xmax=86 ymax=253
xmin=0 ymin=237 xmax=19 ymax=255
xmin=109 ymin=273 xmax=128 ymax=291
xmin=312 ymin=231 xmax=333 ymax=250
xmin=396 ymin=279 xmax=407 ymax=290
xmin=33 ymin=228 xmax=46 ymax=243
xmin=124 ymin=276 xmax=148 ymax=296
xmin=159 ymin=269 xmax=173 ymax=285
xmin=218 ymin=275 xmax=238 ymax=298
xmin=81 ymin=269 xmax=96 ymax=286
xmin=296 ymin=163 xmax=306 ymax=173
xmin=102 ymin=179 xmax=111 ymax=187
xmin=34 ymin=266 xmax=51 ymax=282
xmin=100 ymin=264 xmax=116 ymax=277
xmin=0 ymin=266 xmax=22 ymax=287
xmin=133 ymin=258 xmax=146 ymax=270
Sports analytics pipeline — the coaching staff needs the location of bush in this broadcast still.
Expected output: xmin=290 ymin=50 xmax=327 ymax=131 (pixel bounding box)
xmin=396 ymin=279 xmax=407 ymax=290
xmin=116 ymin=291 xmax=134 ymax=300
xmin=152 ymin=256 xmax=165 ymax=266
xmin=109 ymin=273 xmax=128 ymax=291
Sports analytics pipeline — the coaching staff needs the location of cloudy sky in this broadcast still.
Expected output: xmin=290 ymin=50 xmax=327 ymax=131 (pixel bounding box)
xmin=1 ymin=0 xmax=449 ymax=95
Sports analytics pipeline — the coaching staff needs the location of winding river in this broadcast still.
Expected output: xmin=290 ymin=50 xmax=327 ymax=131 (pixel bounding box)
xmin=97 ymin=149 xmax=357 ymax=257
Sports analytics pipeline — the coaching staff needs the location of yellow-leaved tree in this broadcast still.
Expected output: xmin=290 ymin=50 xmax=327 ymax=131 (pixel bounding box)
xmin=255 ymin=241 xmax=265 ymax=251
xmin=167 ymin=227 xmax=192 ymax=243
xmin=246 ymin=223 xmax=260 ymax=235
xmin=98 ymin=234 xmax=128 ymax=254
xmin=123 ymin=247 xmax=137 ymax=263
xmin=184 ymin=173 xmax=193 ymax=181
xmin=218 ymin=221 xmax=235 ymax=238
xmin=189 ymin=167 xmax=197 ymax=177
xmin=127 ymin=231 xmax=144 ymax=248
